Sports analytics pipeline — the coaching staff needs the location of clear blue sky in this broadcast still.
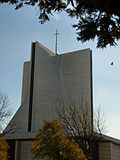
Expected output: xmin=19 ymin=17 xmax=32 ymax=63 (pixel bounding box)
xmin=0 ymin=4 xmax=120 ymax=139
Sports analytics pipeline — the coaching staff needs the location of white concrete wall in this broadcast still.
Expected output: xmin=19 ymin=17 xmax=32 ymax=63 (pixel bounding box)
xmin=5 ymin=42 xmax=92 ymax=134
xmin=31 ymin=42 xmax=92 ymax=131
xmin=4 ymin=62 xmax=30 ymax=135
xmin=15 ymin=140 xmax=34 ymax=160
xmin=21 ymin=61 xmax=30 ymax=103
xmin=99 ymin=141 xmax=120 ymax=160
xmin=31 ymin=42 xmax=59 ymax=131
xmin=59 ymin=50 xmax=92 ymax=106
xmin=99 ymin=142 xmax=111 ymax=160
xmin=111 ymin=143 xmax=120 ymax=160
xmin=5 ymin=41 xmax=120 ymax=160
xmin=5 ymin=42 xmax=93 ymax=160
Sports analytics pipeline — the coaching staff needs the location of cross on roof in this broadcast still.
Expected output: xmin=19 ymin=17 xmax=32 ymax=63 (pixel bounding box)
xmin=54 ymin=29 xmax=60 ymax=55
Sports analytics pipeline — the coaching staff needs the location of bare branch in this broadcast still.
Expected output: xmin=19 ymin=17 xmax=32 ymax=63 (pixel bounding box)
xmin=56 ymin=98 xmax=107 ymax=160
xmin=0 ymin=91 xmax=11 ymax=132
xmin=94 ymin=106 xmax=108 ymax=135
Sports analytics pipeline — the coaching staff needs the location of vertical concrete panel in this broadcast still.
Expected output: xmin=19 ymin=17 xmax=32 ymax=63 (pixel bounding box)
xmin=4 ymin=62 xmax=30 ymax=134
xmin=31 ymin=42 xmax=58 ymax=131
xmin=99 ymin=141 xmax=120 ymax=160
xmin=111 ymin=143 xmax=120 ymax=160
xmin=31 ymin=43 xmax=92 ymax=131
xmin=99 ymin=142 xmax=111 ymax=160
xmin=21 ymin=61 xmax=30 ymax=103
xmin=14 ymin=140 xmax=21 ymax=160
xmin=18 ymin=140 xmax=33 ymax=160
xmin=59 ymin=49 xmax=92 ymax=102
xmin=4 ymin=98 xmax=29 ymax=134
xmin=58 ymin=49 xmax=92 ymax=124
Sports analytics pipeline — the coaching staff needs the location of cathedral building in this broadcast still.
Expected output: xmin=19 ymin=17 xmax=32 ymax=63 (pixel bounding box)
xmin=5 ymin=42 xmax=120 ymax=160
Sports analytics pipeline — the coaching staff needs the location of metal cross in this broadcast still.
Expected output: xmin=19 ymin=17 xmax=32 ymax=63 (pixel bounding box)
xmin=54 ymin=29 xmax=60 ymax=55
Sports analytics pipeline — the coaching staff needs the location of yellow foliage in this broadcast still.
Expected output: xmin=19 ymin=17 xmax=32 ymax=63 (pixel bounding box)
xmin=32 ymin=119 xmax=88 ymax=160
xmin=0 ymin=135 xmax=8 ymax=160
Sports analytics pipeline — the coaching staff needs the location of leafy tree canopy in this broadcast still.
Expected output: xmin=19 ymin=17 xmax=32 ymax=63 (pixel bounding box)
xmin=0 ymin=135 xmax=9 ymax=160
xmin=0 ymin=0 xmax=120 ymax=48
xmin=32 ymin=119 xmax=88 ymax=160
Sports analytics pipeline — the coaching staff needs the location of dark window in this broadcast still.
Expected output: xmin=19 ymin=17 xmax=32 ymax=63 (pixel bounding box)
xmin=7 ymin=140 xmax=15 ymax=160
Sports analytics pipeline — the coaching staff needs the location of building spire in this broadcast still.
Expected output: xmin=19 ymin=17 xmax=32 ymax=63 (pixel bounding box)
xmin=54 ymin=29 xmax=60 ymax=55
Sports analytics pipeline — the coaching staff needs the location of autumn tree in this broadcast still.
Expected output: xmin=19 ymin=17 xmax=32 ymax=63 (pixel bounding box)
xmin=32 ymin=119 xmax=88 ymax=160
xmin=0 ymin=0 xmax=120 ymax=48
xmin=56 ymin=99 xmax=107 ymax=160
xmin=0 ymin=134 xmax=9 ymax=160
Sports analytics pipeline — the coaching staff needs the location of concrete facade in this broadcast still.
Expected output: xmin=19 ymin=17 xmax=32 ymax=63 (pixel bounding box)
xmin=5 ymin=41 xmax=93 ymax=135
xmin=4 ymin=41 xmax=120 ymax=160
xmin=5 ymin=41 xmax=93 ymax=160
xmin=99 ymin=136 xmax=120 ymax=160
